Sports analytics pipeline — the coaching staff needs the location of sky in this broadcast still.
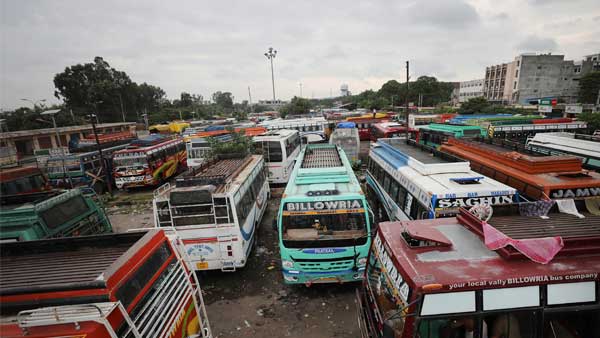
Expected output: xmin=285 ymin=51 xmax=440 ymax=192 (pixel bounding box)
xmin=1 ymin=0 xmax=599 ymax=109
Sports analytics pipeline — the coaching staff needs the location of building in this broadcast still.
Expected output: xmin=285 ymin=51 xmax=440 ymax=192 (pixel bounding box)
xmin=257 ymin=99 xmax=287 ymax=109
xmin=484 ymin=52 xmax=600 ymax=105
xmin=0 ymin=122 xmax=135 ymax=158
xmin=340 ymin=84 xmax=351 ymax=97
xmin=458 ymin=79 xmax=484 ymax=103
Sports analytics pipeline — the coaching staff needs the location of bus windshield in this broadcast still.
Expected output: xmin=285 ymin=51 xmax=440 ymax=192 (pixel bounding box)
xmin=281 ymin=209 xmax=367 ymax=247
xmin=113 ymin=155 xmax=147 ymax=168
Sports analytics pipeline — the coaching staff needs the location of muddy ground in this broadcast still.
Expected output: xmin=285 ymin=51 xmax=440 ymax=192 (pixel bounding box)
xmin=107 ymin=191 xmax=360 ymax=338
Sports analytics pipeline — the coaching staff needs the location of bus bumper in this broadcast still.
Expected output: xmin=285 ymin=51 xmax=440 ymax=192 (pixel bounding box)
xmin=282 ymin=268 xmax=364 ymax=285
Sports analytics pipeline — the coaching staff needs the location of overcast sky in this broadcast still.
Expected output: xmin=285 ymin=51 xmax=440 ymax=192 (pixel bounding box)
xmin=1 ymin=0 xmax=599 ymax=109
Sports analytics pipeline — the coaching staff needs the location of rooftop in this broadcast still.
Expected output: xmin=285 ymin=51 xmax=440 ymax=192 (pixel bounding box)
xmin=0 ymin=123 xmax=135 ymax=140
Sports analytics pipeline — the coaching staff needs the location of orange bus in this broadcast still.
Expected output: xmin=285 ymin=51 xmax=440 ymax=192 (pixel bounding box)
xmin=0 ymin=229 xmax=212 ymax=337
xmin=439 ymin=138 xmax=600 ymax=201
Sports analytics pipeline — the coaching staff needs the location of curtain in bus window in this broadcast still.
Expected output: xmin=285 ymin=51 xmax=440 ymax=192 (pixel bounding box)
xmin=40 ymin=195 xmax=90 ymax=229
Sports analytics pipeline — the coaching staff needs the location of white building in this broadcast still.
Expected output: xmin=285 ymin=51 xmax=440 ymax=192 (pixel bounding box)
xmin=340 ymin=84 xmax=351 ymax=97
xmin=458 ymin=79 xmax=484 ymax=103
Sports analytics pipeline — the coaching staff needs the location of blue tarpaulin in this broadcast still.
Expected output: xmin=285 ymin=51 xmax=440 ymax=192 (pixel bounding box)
xmin=337 ymin=122 xmax=356 ymax=129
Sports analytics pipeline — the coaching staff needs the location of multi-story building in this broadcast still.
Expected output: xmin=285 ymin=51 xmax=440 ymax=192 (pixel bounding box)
xmin=340 ymin=84 xmax=351 ymax=97
xmin=484 ymin=53 xmax=599 ymax=105
xmin=458 ymin=79 xmax=484 ymax=103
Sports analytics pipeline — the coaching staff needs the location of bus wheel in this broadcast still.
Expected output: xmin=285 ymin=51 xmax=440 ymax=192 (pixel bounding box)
xmin=92 ymin=182 xmax=105 ymax=195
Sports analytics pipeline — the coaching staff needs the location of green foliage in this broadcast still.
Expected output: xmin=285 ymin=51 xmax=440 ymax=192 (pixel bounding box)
xmin=207 ymin=132 xmax=254 ymax=159
xmin=212 ymin=91 xmax=234 ymax=111
xmin=433 ymin=105 xmax=458 ymax=114
xmin=3 ymin=106 xmax=85 ymax=132
xmin=459 ymin=97 xmax=490 ymax=114
xmin=578 ymin=72 xmax=600 ymax=104
xmin=578 ymin=111 xmax=600 ymax=131
xmin=281 ymin=96 xmax=312 ymax=116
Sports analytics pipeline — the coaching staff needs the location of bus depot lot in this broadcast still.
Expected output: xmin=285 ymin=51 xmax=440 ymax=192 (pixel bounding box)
xmin=108 ymin=193 xmax=360 ymax=338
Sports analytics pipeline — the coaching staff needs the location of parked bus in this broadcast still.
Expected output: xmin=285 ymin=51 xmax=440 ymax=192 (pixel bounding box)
xmin=440 ymin=138 xmax=600 ymax=200
xmin=526 ymin=132 xmax=600 ymax=171
xmin=417 ymin=123 xmax=487 ymax=147
xmin=356 ymin=206 xmax=600 ymax=338
xmin=0 ymin=146 xmax=18 ymax=167
xmin=0 ymin=188 xmax=112 ymax=242
xmin=149 ymin=120 xmax=191 ymax=134
xmin=487 ymin=119 xmax=587 ymax=141
xmin=277 ymin=144 xmax=372 ymax=285
xmin=366 ymin=138 xmax=517 ymax=221
xmin=347 ymin=114 xmax=392 ymax=141
xmin=0 ymin=166 xmax=50 ymax=205
xmin=253 ymin=129 xmax=301 ymax=184
xmin=330 ymin=122 xmax=361 ymax=166
xmin=371 ymin=122 xmax=410 ymax=141
xmin=0 ymin=229 xmax=212 ymax=338
xmin=186 ymin=127 xmax=267 ymax=168
xmin=153 ymin=154 xmax=268 ymax=272
xmin=407 ymin=114 xmax=439 ymax=129
xmin=69 ymin=130 xmax=136 ymax=152
xmin=45 ymin=143 xmax=127 ymax=193
xmin=259 ymin=117 xmax=329 ymax=143
xmin=112 ymin=135 xmax=186 ymax=190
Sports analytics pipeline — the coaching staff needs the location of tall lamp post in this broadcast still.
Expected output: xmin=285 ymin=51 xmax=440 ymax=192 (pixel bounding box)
xmin=88 ymin=113 xmax=113 ymax=195
xmin=264 ymin=47 xmax=277 ymax=102
xmin=40 ymin=109 xmax=73 ymax=189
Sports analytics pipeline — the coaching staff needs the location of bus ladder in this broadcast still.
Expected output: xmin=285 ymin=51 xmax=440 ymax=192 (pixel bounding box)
xmin=171 ymin=234 xmax=213 ymax=338
xmin=17 ymin=302 xmax=141 ymax=338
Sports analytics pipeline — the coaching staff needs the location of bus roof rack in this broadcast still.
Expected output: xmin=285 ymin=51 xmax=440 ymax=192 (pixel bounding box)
xmin=177 ymin=155 xmax=253 ymax=187
xmin=301 ymin=144 xmax=343 ymax=169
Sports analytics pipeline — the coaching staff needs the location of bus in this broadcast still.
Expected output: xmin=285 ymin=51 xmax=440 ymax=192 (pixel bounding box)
xmin=0 ymin=230 xmax=212 ymax=338
xmin=526 ymin=132 xmax=600 ymax=171
xmin=0 ymin=146 xmax=18 ymax=167
xmin=371 ymin=122 xmax=410 ymax=141
xmin=330 ymin=122 xmax=361 ymax=166
xmin=487 ymin=119 xmax=587 ymax=141
xmin=347 ymin=114 xmax=392 ymax=141
xmin=277 ymin=144 xmax=372 ymax=285
xmin=253 ymin=129 xmax=301 ymax=184
xmin=149 ymin=120 xmax=191 ymax=134
xmin=407 ymin=114 xmax=440 ymax=129
xmin=153 ymin=154 xmax=268 ymax=272
xmin=440 ymin=138 xmax=600 ymax=201
xmin=186 ymin=127 xmax=267 ymax=168
xmin=69 ymin=130 xmax=136 ymax=152
xmin=366 ymin=138 xmax=517 ymax=221
xmin=0 ymin=166 xmax=50 ymax=205
xmin=112 ymin=135 xmax=186 ymax=190
xmin=356 ymin=206 xmax=600 ymax=338
xmin=45 ymin=144 xmax=128 ymax=193
xmin=0 ymin=188 xmax=112 ymax=242
xmin=260 ymin=117 xmax=329 ymax=143
xmin=417 ymin=123 xmax=487 ymax=148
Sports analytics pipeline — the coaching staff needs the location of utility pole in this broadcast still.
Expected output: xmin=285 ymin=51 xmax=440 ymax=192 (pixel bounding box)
xmin=89 ymin=114 xmax=113 ymax=195
xmin=248 ymin=86 xmax=254 ymax=114
xmin=118 ymin=93 xmax=125 ymax=122
xmin=264 ymin=47 xmax=277 ymax=102
xmin=405 ymin=61 xmax=410 ymax=141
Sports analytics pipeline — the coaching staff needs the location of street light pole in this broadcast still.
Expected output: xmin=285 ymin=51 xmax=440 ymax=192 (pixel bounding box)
xmin=405 ymin=61 xmax=410 ymax=142
xmin=264 ymin=47 xmax=277 ymax=102
xmin=40 ymin=109 xmax=73 ymax=189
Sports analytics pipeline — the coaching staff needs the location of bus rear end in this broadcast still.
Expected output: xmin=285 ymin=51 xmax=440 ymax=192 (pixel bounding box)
xmin=113 ymin=150 xmax=154 ymax=189
xmin=278 ymin=197 xmax=371 ymax=284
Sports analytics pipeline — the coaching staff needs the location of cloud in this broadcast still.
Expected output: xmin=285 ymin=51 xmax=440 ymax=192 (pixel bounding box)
xmin=516 ymin=35 xmax=559 ymax=53
xmin=410 ymin=0 xmax=480 ymax=29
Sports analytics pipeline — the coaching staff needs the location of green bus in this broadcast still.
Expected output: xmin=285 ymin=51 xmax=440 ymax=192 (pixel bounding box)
xmin=0 ymin=188 xmax=112 ymax=242
xmin=277 ymin=144 xmax=372 ymax=285
xmin=417 ymin=123 xmax=487 ymax=147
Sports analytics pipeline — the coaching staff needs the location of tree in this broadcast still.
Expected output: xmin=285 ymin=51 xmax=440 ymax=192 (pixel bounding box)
xmin=579 ymin=72 xmax=600 ymax=104
xmin=578 ymin=111 xmax=600 ymax=131
xmin=179 ymin=92 xmax=193 ymax=107
xmin=281 ymin=96 xmax=312 ymax=115
xmin=459 ymin=97 xmax=491 ymax=114
xmin=212 ymin=91 xmax=234 ymax=111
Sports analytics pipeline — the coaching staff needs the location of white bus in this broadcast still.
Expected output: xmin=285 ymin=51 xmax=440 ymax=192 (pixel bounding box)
xmin=253 ymin=129 xmax=301 ymax=184
xmin=329 ymin=124 xmax=360 ymax=166
xmin=153 ymin=155 xmax=268 ymax=272
xmin=259 ymin=117 xmax=328 ymax=143
xmin=366 ymin=138 xmax=518 ymax=221
xmin=185 ymin=134 xmax=233 ymax=168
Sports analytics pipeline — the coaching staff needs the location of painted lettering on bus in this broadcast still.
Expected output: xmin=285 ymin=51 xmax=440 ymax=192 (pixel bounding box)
xmin=286 ymin=200 xmax=362 ymax=211
xmin=437 ymin=195 xmax=513 ymax=208
xmin=551 ymin=187 xmax=600 ymax=199
xmin=303 ymin=248 xmax=347 ymax=254
xmin=374 ymin=235 xmax=410 ymax=302
xmin=448 ymin=272 xmax=598 ymax=290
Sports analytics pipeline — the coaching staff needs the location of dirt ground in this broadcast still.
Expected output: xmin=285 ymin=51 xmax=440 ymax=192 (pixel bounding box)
xmin=107 ymin=191 xmax=360 ymax=338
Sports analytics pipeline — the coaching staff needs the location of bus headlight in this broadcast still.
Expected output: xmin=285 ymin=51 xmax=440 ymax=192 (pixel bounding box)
xmin=358 ymin=257 xmax=367 ymax=266
xmin=282 ymin=260 xmax=294 ymax=268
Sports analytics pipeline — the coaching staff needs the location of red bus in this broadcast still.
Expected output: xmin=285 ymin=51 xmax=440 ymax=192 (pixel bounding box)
xmin=0 ymin=166 xmax=51 ymax=205
xmin=357 ymin=207 xmax=600 ymax=338
xmin=370 ymin=122 xmax=411 ymax=141
xmin=112 ymin=135 xmax=186 ymax=190
xmin=347 ymin=113 xmax=392 ymax=141
xmin=0 ymin=229 xmax=212 ymax=338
